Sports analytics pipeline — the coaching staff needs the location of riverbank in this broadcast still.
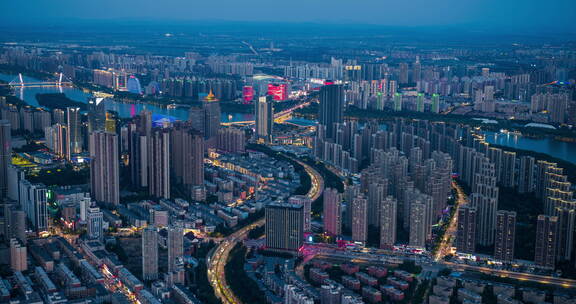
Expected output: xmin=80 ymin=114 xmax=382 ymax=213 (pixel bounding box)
xmin=36 ymin=93 xmax=87 ymax=110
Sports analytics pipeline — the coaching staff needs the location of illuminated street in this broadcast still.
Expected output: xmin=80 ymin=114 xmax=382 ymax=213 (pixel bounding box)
xmin=434 ymin=181 xmax=468 ymax=262
xmin=443 ymin=261 xmax=576 ymax=289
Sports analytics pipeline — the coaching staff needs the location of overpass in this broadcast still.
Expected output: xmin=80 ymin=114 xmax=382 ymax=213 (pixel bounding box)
xmin=220 ymin=100 xmax=313 ymax=126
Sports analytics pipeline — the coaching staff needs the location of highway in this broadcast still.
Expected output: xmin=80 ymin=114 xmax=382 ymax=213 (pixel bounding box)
xmin=307 ymin=245 xmax=576 ymax=290
xmin=442 ymin=261 xmax=576 ymax=288
xmin=434 ymin=180 xmax=468 ymax=262
xmin=207 ymin=152 xmax=324 ymax=304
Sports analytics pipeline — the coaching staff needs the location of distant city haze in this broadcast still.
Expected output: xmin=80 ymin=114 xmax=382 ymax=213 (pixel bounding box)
xmin=1 ymin=0 xmax=575 ymax=33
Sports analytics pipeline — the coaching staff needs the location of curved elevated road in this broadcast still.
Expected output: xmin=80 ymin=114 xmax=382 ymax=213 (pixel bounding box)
xmin=207 ymin=153 xmax=324 ymax=304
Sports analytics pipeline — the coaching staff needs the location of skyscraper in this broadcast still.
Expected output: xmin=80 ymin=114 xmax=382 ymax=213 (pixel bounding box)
xmin=105 ymin=111 xmax=117 ymax=133
xmin=33 ymin=110 xmax=51 ymax=132
xmin=187 ymin=106 xmax=205 ymax=134
xmin=202 ymin=90 xmax=221 ymax=149
xmin=534 ymin=215 xmax=558 ymax=268
xmin=351 ymin=195 xmax=368 ymax=244
xmin=86 ymin=206 xmax=104 ymax=240
xmin=409 ymin=202 xmax=428 ymax=248
xmin=129 ymin=127 xmax=148 ymax=189
xmin=406 ymin=189 xmax=434 ymax=243
xmin=388 ymin=80 xmax=397 ymax=97
xmin=217 ymin=127 xmax=245 ymax=153
xmin=142 ymin=227 xmax=159 ymax=281
xmin=542 ymin=166 xmax=572 ymax=216
xmin=323 ymin=188 xmax=342 ymax=236
xmin=168 ymin=227 xmax=184 ymax=272
xmin=494 ymin=210 xmax=516 ymax=261
xmin=518 ymin=156 xmax=535 ymax=194
xmin=416 ymin=93 xmax=424 ymax=112
xmin=456 ymin=205 xmax=477 ymax=254
xmin=4 ymin=204 xmax=26 ymax=243
xmin=555 ymin=206 xmax=575 ymax=262
xmin=255 ymin=95 xmax=274 ymax=143
xmin=318 ymin=84 xmax=344 ymax=139
xmin=487 ymin=147 xmax=503 ymax=183
xmin=431 ymin=94 xmax=440 ymax=113
xmin=0 ymin=120 xmax=11 ymax=199
xmin=10 ymin=238 xmax=27 ymax=272
xmin=20 ymin=108 xmax=37 ymax=133
xmin=45 ymin=123 xmax=70 ymax=160
xmin=6 ymin=165 xmax=24 ymax=202
xmin=535 ymin=160 xmax=557 ymax=198
xmin=79 ymin=197 xmax=91 ymax=222
xmin=470 ymin=160 xmax=499 ymax=246
xmin=67 ymin=107 xmax=82 ymax=154
xmin=139 ymin=110 xmax=153 ymax=136
xmin=289 ymin=195 xmax=312 ymax=232
xmin=412 ymin=57 xmax=421 ymax=83
xmin=367 ymin=180 xmax=387 ymax=227
xmin=171 ymin=124 xmax=204 ymax=194
xmin=90 ymin=131 xmax=120 ymax=205
xmin=398 ymin=62 xmax=409 ymax=84
xmin=87 ymin=97 xmax=106 ymax=133
xmin=501 ymin=151 xmax=516 ymax=188
xmin=379 ymin=196 xmax=397 ymax=248
xmin=265 ymin=202 xmax=304 ymax=252
xmin=19 ymin=180 xmax=48 ymax=233
xmin=393 ymin=93 xmax=402 ymax=111
xmin=148 ymin=128 xmax=171 ymax=199
xmin=52 ymin=108 xmax=65 ymax=125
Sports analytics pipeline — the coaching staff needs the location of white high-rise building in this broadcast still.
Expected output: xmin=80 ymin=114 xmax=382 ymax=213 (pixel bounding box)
xmin=19 ymin=180 xmax=48 ymax=233
xmin=87 ymin=206 xmax=104 ymax=240
xmin=79 ymin=197 xmax=92 ymax=222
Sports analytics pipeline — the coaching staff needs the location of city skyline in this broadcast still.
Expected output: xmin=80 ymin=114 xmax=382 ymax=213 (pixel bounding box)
xmin=0 ymin=2 xmax=575 ymax=303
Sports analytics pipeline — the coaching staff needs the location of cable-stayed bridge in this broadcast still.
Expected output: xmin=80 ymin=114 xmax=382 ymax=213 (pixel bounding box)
xmin=0 ymin=72 xmax=73 ymax=88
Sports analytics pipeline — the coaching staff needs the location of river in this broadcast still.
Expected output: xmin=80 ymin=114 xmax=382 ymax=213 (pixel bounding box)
xmin=0 ymin=72 xmax=253 ymax=123
xmin=482 ymin=131 xmax=576 ymax=165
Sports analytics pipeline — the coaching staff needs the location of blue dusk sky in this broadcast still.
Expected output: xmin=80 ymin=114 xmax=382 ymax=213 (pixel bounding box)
xmin=1 ymin=0 xmax=575 ymax=33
